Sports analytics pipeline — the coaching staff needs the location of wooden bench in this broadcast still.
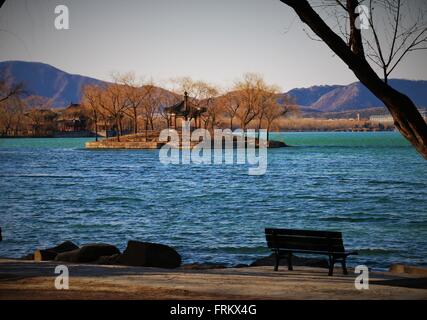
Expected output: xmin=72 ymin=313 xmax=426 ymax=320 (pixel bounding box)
xmin=265 ymin=228 xmax=358 ymax=276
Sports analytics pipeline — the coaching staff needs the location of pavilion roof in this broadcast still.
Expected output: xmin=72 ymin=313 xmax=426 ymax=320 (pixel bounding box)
xmin=164 ymin=93 xmax=206 ymax=118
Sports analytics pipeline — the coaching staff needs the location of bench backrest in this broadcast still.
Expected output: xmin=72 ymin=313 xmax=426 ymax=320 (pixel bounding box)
xmin=265 ymin=228 xmax=345 ymax=253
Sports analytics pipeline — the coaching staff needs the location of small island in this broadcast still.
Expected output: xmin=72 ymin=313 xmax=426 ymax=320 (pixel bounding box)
xmin=85 ymin=90 xmax=287 ymax=149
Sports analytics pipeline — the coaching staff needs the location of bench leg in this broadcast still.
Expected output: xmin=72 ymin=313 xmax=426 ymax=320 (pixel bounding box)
xmin=287 ymin=252 xmax=293 ymax=271
xmin=274 ymin=252 xmax=280 ymax=271
xmin=328 ymin=256 xmax=335 ymax=276
xmin=341 ymin=258 xmax=348 ymax=275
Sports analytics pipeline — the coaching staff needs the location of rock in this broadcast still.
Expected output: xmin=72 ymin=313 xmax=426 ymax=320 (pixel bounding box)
xmin=181 ymin=263 xmax=227 ymax=270
xmin=50 ymin=241 xmax=79 ymax=253
xmin=34 ymin=241 xmax=79 ymax=261
xmin=268 ymin=140 xmax=288 ymax=148
xmin=233 ymin=263 xmax=249 ymax=268
xmin=250 ymin=254 xmax=328 ymax=268
xmin=96 ymin=254 xmax=121 ymax=265
xmin=55 ymin=249 xmax=80 ymax=262
xmin=55 ymin=243 xmax=120 ymax=263
xmin=118 ymin=240 xmax=181 ymax=268
xmin=77 ymin=244 xmax=120 ymax=262
xmin=389 ymin=264 xmax=427 ymax=276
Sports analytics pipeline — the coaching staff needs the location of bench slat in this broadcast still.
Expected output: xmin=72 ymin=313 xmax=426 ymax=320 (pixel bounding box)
xmin=265 ymin=234 xmax=344 ymax=244
xmin=265 ymin=228 xmax=342 ymax=238
xmin=267 ymin=241 xmax=344 ymax=253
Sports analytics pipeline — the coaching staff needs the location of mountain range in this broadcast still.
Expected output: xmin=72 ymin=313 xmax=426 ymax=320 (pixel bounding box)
xmin=1 ymin=60 xmax=426 ymax=115
xmin=288 ymin=80 xmax=427 ymax=114
xmin=0 ymin=61 xmax=107 ymax=107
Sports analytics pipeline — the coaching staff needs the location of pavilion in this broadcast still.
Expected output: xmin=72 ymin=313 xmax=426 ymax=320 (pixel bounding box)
xmin=164 ymin=91 xmax=206 ymax=130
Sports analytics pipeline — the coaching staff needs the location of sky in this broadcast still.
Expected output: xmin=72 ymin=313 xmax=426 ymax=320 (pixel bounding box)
xmin=0 ymin=0 xmax=426 ymax=92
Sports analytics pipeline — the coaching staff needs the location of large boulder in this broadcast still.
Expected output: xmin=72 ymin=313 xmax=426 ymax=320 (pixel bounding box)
xmin=118 ymin=240 xmax=181 ymax=268
xmin=96 ymin=253 xmax=121 ymax=265
xmin=34 ymin=241 xmax=79 ymax=261
xmin=54 ymin=249 xmax=80 ymax=263
xmin=55 ymin=243 xmax=120 ymax=263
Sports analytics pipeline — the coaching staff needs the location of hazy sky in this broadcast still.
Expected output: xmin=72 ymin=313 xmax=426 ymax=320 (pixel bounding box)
xmin=0 ymin=0 xmax=426 ymax=91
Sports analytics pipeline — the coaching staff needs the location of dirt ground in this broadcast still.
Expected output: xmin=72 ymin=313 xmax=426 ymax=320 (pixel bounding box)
xmin=0 ymin=259 xmax=426 ymax=300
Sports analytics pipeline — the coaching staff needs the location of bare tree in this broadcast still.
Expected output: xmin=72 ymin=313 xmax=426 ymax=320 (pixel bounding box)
xmin=0 ymin=94 xmax=26 ymax=136
xmin=159 ymin=92 xmax=180 ymax=128
xmin=141 ymin=83 xmax=162 ymax=136
xmin=198 ymin=85 xmax=219 ymax=130
xmin=280 ymin=0 xmax=427 ymax=158
xmin=82 ymin=84 xmax=106 ymax=141
xmin=202 ymin=95 xmax=222 ymax=131
xmin=222 ymin=91 xmax=241 ymax=129
xmin=0 ymin=73 xmax=26 ymax=135
xmin=97 ymin=83 xmax=130 ymax=141
xmin=264 ymin=94 xmax=297 ymax=140
xmin=256 ymin=85 xmax=281 ymax=130
xmin=0 ymin=77 xmax=24 ymax=104
xmin=25 ymin=96 xmax=55 ymax=136
xmin=117 ymin=73 xmax=149 ymax=134
xmin=362 ymin=0 xmax=426 ymax=84
xmin=234 ymin=73 xmax=266 ymax=130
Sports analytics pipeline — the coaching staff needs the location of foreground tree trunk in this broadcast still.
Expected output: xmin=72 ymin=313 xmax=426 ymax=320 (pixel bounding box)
xmin=280 ymin=0 xmax=427 ymax=159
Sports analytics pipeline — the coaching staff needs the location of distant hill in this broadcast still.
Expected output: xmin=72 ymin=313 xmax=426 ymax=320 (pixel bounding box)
xmin=286 ymin=79 xmax=427 ymax=113
xmin=1 ymin=61 xmax=426 ymax=115
xmin=286 ymin=85 xmax=343 ymax=107
xmin=0 ymin=61 xmax=109 ymax=107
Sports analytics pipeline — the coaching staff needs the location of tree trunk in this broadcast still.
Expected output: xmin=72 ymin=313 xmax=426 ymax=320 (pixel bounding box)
xmin=145 ymin=119 xmax=148 ymax=140
xmin=93 ymin=111 xmax=98 ymax=142
xmin=133 ymin=107 xmax=138 ymax=134
xmin=280 ymin=0 xmax=427 ymax=159
xmin=267 ymin=123 xmax=271 ymax=142
xmin=116 ymin=117 xmax=120 ymax=142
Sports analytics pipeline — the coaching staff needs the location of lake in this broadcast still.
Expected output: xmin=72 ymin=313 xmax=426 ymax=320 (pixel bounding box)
xmin=0 ymin=132 xmax=426 ymax=270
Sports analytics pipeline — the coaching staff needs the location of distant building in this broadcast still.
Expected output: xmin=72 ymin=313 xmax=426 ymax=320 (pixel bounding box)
xmin=57 ymin=103 xmax=90 ymax=132
xmin=370 ymin=110 xmax=427 ymax=123
xmin=369 ymin=114 xmax=394 ymax=123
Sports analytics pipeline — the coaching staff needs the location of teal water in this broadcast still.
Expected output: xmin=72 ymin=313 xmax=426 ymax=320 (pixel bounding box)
xmin=0 ymin=132 xmax=426 ymax=269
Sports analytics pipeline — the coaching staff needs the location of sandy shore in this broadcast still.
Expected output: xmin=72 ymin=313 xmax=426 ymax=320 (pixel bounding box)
xmin=0 ymin=259 xmax=426 ymax=300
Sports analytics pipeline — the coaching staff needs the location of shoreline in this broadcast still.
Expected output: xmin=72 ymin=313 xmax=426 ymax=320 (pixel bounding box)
xmin=0 ymin=256 xmax=406 ymax=273
xmin=0 ymin=130 xmax=397 ymax=139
